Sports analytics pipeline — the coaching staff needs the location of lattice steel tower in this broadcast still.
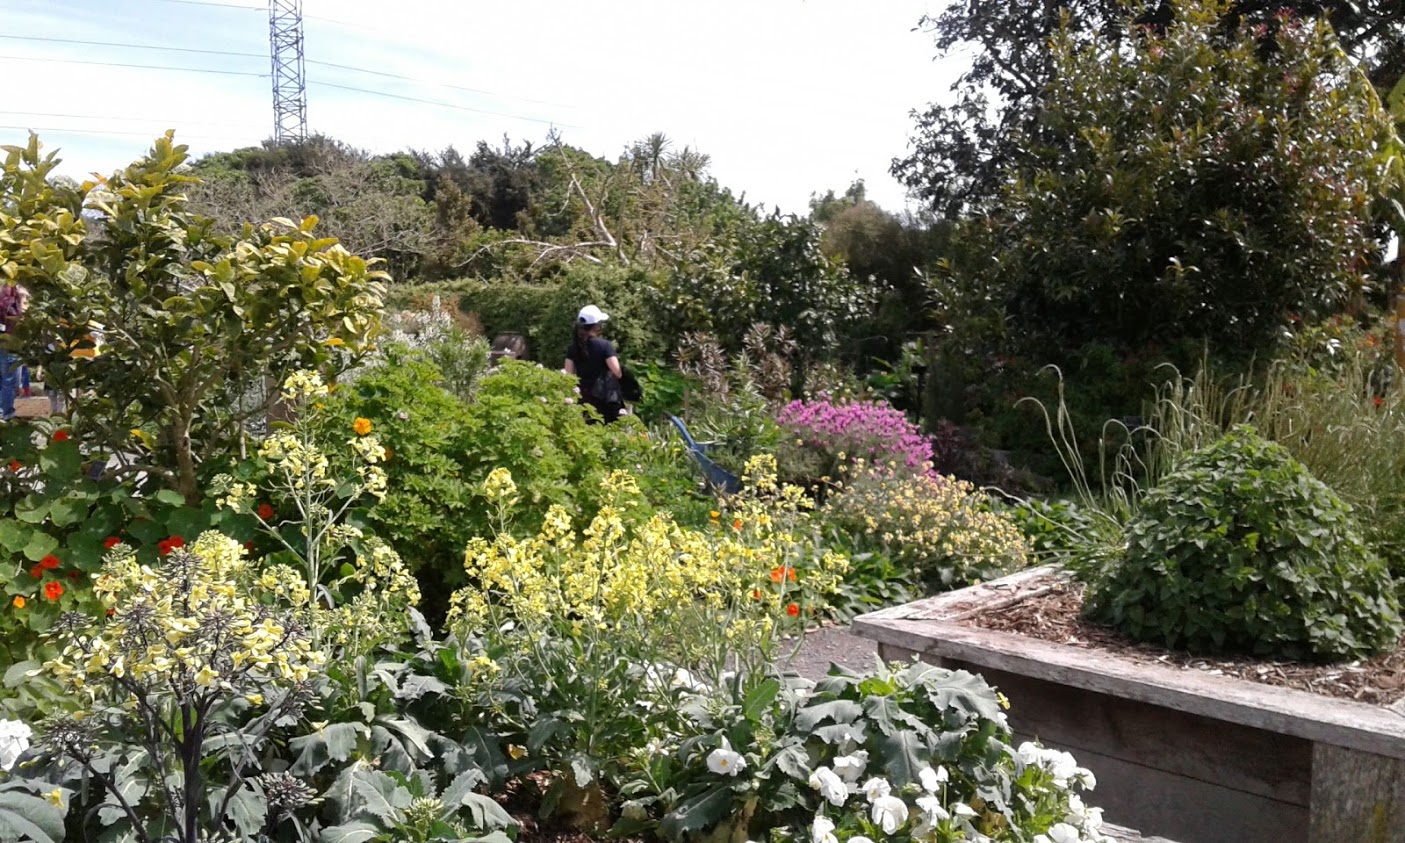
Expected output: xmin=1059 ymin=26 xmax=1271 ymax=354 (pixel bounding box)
xmin=268 ymin=0 xmax=307 ymax=143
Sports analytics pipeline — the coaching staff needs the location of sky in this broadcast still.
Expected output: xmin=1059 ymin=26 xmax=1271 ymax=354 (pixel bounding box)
xmin=0 ymin=0 xmax=960 ymax=214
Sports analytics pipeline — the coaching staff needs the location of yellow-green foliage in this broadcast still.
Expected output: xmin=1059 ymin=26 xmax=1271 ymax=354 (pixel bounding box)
xmin=826 ymin=467 xmax=1028 ymax=588
xmin=449 ymin=457 xmax=847 ymax=664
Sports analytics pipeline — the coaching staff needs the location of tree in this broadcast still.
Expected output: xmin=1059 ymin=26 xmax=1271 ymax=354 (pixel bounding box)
xmin=947 ymin=1 xmax=1401 ymax=359
xmin=894 ymin=0 xmax=1405 ymax=215
xmin=2 ymin=133 xmax=386 ymax=504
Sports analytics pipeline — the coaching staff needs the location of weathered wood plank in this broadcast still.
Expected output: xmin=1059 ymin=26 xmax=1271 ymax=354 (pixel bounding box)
xmin=969 ymin=662 xmax=1312 ymax=805
xmin=853 ymin=613 xmax=1405 ymax=758
xmin=1103 ymin=824 xmax=1181 ymax=843
xmin=1309 ymin=743 xmax=1405 ymax=843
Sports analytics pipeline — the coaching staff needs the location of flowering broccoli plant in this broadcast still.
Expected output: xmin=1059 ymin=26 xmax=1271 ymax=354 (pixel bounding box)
xmin=777 ymin=399 xmax=936 ymax=488
xmin=23 ymin=532 xmax=324 ymax=843
xmin=825 ymin=467 xmax=1029 ymax=590
xmin=620 ymin=659 xmax=1107 ymax=843
xmin=447 ymin=460 xmax=847 ymax=830
xmin=211 ymin=369 xmax=401 ymax=649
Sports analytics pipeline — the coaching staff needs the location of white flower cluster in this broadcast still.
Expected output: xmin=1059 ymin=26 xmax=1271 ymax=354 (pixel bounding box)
xmin=706 ymin=737 xmax=747 ymax=776
xmin=0 ymin=719 xmax=31 ymax=771
xmin=799 ymin=742 xmax=1107 ymax=843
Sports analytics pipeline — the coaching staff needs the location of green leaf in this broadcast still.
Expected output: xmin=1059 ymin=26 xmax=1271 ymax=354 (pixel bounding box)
xmin=877 ymin=729 xmax=927 ymax=786
xmin=457 ymin=792 xmax=516 ymax=831
xmin=659 ymin=785 xmax=732 ymax=839
xmin=350 ymin=771 xmax=410 ymax=822
xmin=0 ymin=790 xmax=66 ymax=843
xmin=45 ymin=497 xmax=87 ymax=528
xmin=319 ymin=821 xmax=381 ymax=843
xmin=794 ymin=699 xmax=863 ymax=732
xmin=152 ymin=489 xmax=185 ymax=506
xmin=22 ymin=531 xmax=59 ymax=562
xmin=741 ymin=677 xmax=781 ymax=721
xmin=13 ymin=497 xmax=50 ymax=525
xmin=0 ymin=520 xmax=32 ymax=553
xmin=38 ymin=444 xmax=79 ymax=481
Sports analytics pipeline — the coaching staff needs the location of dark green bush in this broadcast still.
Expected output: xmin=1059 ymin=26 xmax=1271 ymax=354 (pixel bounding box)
xmin=1085 ymin=426 xmax=1402 ymax=661
xmin=456 ymin=263 xmax=666 ymax=363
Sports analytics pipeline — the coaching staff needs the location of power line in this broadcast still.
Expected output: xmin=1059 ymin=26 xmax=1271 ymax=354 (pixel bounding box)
xmin=0 ymin=33 xmax=574 ymax=110
xmin=0 ymin=54 xmax=267 ymax=78
xmin=152 ymin=0 xmax=262 ymax=10
xmin=0 ymin=125 xmax=240 ymax=143
xmin=0 ymin=34 xmax=264 ymax=59
xmin=309 ymin=79 xmax=583 ymax=129
xmin=0 ymin=110 xmax=263 ymax=130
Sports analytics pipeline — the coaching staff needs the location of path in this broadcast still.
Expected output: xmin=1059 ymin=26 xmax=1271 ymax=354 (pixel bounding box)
xmin=785 ymin=624 xmax=878 ymax=681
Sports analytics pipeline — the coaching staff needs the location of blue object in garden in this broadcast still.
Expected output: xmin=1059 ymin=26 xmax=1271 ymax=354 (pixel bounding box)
xmin=666 ymin=414 xmax=742 ymax=495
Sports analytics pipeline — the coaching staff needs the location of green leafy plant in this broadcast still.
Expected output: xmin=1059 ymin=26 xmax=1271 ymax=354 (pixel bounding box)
xmin=1086 ymin=425 xmax=1402 ymax=661
xmin=824 ymin=467 xmax=1029 ymax=591
xmin=622 ymin=659 xmax=1107 ymax=842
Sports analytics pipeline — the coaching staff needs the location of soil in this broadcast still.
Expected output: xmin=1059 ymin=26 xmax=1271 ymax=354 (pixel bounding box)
xmin=782 ymin=622 xmax=879 ymax=681
xmin=962 ymin=574 xmax=1405 ymax=707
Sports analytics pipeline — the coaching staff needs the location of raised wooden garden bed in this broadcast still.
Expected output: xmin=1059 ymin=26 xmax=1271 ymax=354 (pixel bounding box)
xmin=852 ymin=567 xmax=1405 ymax=843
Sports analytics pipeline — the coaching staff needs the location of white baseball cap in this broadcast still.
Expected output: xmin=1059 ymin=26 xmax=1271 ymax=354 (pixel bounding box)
xmin=577 ymin=304 xmax=610 ymax=325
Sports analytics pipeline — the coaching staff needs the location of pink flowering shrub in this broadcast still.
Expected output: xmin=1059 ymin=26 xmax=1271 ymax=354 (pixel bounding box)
xmin=776 ymin=399 xmax=935 ymax=484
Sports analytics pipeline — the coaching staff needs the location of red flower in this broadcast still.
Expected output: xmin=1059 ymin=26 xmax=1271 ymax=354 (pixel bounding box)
xmin=39 ymin=554 xmax=60 ymax=570
xmin=751 ymin=588 xmax=763 ymax=599
xmin=1374 ymin=396 xmax=1384 ymax=407
xmin=770 ymin=566 xmax=797 ymax=583
xmin=245 ymin=541 xmax=256 ymax=552
xmin=786 ymin=603 xmax=800 ymax=617
xmin=6 ymin=460 xmax=19 ymax=472
xmin=51 ymin=430 xmax=70 ymax=443
xmin=104 ymin=536 xmax=122 ymax=550
xmin=158 ymin=535 xmax=185 ymax=556
xmin=43 ymin=581 xmax=64 ymax=601
xmin=29 ymin=565 xmax=42 ymax=579
xmin=105 ymin=608 xmax=115 ymax=617
xmin=257 ymin=503 xmax=275 ymax=521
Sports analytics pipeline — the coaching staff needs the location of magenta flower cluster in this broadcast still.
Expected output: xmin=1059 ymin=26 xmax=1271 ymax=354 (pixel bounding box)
xmin=777 ymin=399 xmax=935 ymax=474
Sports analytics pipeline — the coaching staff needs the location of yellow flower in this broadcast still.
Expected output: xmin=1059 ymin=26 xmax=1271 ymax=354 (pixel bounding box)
xmin=323 ymin=337 xmax=346 ymax=347
xmin=46 ymin=789 xmax=63 ymax=807
xmin=507 ymin=744 xmax=528 ymax=760
xmin=11 ymin=595 xmax=24 ymax=609
xmin=353 ymin=417 xmax=373 ymax=436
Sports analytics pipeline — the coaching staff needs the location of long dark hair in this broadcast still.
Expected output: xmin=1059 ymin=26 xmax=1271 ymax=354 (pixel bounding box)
xmin=571 ymin=322 xmax=596 ymax=360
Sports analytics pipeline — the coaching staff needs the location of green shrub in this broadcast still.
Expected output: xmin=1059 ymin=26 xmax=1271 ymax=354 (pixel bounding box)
xmin=824 ymin=468 xmax=1029 ymax=590
xmin=1086 ymin=426 xmax=1402 ymax=661
xmin=456 ymin=263 xmax=666 ymax=362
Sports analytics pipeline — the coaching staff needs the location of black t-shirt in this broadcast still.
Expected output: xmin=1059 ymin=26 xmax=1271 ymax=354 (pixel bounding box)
xmin=566 ymin=337 xmax=617 ymax=397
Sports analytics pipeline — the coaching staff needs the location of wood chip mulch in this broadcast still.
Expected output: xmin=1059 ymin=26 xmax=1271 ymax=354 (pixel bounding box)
xmin=961 ymin=576 xmax=1405 ymax=707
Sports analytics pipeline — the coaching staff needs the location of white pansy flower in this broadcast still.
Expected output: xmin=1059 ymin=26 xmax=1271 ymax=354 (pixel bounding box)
xmin=807 ymin=766 xmax=849 ymax=807
xmin=812 ymin=815 xmax=838 ymax=843
xmin=861 ymin=776 xmax=892 ymax=802
xmin=916 ymin=794 xmax=949 ymax=823
xmin=919 ymin=764 xmax=948 ymax=793
xmin=953 ymin=802 xmax=978 ymax=818
xmin=1048 ymin=822 xmax=1082 ymax=843
xmin=1074 ymin=766 xmax=1097 ymax=790
xmin=850 ymin=838 xmax=875 ymax=843
xmin=870 ymin=794 xmax=909 ymax=834
xmin=0 ymin=719 xmax=31 ymax=771
xmin=831 ymin=750 xmax=868 ymax=782
xmin=706 ymin=738 xmax=746 ymax=776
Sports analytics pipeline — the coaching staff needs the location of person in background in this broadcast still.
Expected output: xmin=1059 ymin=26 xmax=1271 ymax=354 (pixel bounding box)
xmin=564 ymin=304 xmax=625 ymax=423
xmin=0 ymin=282 xmax=28 ymax=422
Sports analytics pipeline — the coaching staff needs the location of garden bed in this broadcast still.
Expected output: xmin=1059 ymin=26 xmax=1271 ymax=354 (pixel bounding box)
xmin=960 ymin=572 xmax=1405 ymax=706
xmin=852 ymin=566 xmax=1405 ymax=843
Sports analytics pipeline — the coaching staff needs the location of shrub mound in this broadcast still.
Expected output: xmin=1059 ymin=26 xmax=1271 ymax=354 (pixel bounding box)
xmin=1087 ymin=425 xmax=1402 ymax=661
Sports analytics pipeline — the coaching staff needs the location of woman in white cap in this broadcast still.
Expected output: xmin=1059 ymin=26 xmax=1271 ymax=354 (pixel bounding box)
xmin=564 ymin=304 xmax=624 ymax=423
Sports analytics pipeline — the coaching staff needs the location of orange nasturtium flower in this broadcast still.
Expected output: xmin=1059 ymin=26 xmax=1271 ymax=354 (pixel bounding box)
xmin=11 ymin=596 xmax=25 ymax=609
xmin=353 ymin=417 xmax=373 ymax=436
xmin=51 ymin=430 xmax=70 ymax=443
xmin=39 ymin=555 xmax=60 ymax=570
xmin=732 ymin=518 xmax=743 ymax=531
xmin=43 ymin=582 xmax=64 ymax=601
xmin=6 ymin=460 xmax=19 ymax=472
xmin=257 ymin=503 xmax=276 ymax=521
xmin=770 ymin=566 xmax=796 ymax=583
xmin=786 ymin=603 xmax=801 ymax=617
xmin=104 ymin=536 xmax=123 ymax=550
